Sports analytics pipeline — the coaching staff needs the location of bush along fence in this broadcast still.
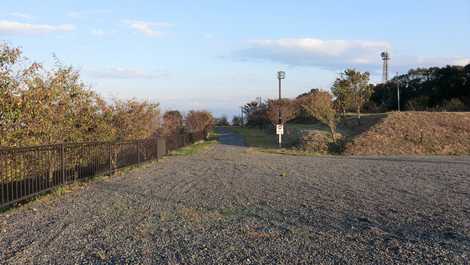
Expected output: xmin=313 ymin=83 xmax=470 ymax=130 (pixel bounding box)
xmin=0 ymin=131 xmax=207 ymax=209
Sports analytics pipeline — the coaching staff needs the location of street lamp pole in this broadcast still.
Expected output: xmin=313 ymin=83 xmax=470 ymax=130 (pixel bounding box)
xmin=240 ymin=106 xmax=244 ymax=127
xmin=278 ymin=77 xmax=282 ymax=123
xmin=277 ymin=71 xmax=285 ymax=148
xmin=396 ymin=72 xmax=401 ymax=112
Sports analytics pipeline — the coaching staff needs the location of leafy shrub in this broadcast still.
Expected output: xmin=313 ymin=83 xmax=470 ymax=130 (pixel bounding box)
xmin=300 ymin=91 xmax=339 ymax=142
xmin=185 ymin=111 xmax=214 ymax=137
xmin=162 ymin=110 xmax=184 ymax=135
xmin=265 ymin=99 xmax=299 ymax=125
xmin=0 ymin=43 xmax=162 ymax=147
xmin=438 ymin=98 xmax=466 ymax=111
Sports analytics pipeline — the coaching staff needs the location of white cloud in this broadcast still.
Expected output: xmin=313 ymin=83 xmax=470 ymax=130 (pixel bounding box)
xmin=67 ymin=10 xmax=112 ymax=19
xmin=448 ymin=58 xmax=470 ymax=66
xmin=238 ymin=38 xmax=391 ymax=69
xmin=124 ymin=20 xmax=172 ymax=37
xmin=9 ymin=12 xmax=33 ymax=19
xmin=88 ymin=67 xmax=168 ymax=80
xmin=238 ymin=38 xmax=390 ymax=70
xmin=0 ymin=20 xmax=74 ymax=35
xmin=237 ymin=37 xmax=470 ymax=70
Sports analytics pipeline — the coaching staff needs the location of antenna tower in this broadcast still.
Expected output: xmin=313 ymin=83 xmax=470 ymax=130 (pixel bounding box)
xmin=381 ymin=51 xmax=390 ymax=83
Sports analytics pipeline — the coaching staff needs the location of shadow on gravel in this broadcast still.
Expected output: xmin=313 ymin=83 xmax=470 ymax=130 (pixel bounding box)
xmin=341 ymin=213 xmax=470 ymax=250
xmin=341 ymin=156 xmax=470 ymax=166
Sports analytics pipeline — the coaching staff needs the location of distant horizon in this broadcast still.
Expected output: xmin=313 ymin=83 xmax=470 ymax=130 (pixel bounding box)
xmin=2 ymin=0 xmax=469 ymax=118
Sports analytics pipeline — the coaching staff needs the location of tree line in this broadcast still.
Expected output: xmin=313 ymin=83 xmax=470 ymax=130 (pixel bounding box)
xmin=237 ymin=63 xmax=470 ymax=142
xmin=372 ymin=65 xmax=470 ymax=111
xmin=0 ymin=43 xmax=213 ymax=147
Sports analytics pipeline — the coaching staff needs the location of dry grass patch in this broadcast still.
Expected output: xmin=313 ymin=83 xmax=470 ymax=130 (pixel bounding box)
xmin=345 ymin=112 xmax=470 ymax=155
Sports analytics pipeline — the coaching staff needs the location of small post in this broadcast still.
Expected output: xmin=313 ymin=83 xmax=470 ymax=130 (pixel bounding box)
xmin=240 ymin=107 xmax=244 ymax=127
xmin=137 ymin=141 xmax=141 ymax=164
xmin=396 ymin=72 xmax=401 ymax=112
xmin=60 ymin=143 xmax=65 ymax=184
xmin=108 ymin=142 xmax=113 ymax=175
xmin=155 ymin=138 xmax=159 ymax=160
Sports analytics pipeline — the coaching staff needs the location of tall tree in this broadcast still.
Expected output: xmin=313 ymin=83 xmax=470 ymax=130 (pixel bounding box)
xmin=162 ymin=110 xmax=183 ymax=135
xmin=331 ymin=78 xmax=353 ymax=117
xmin=301 ymin=91 xmax=338 ymax=142
xmin=185 ymin=110 xmax=214 ymax=136
xmin=242 ymin=100 xmax=269 ymax=127
xmin=265 ymin=99 xmax=298 ymax=125
xmin=333 ymin=69 xmax=372 ymax=123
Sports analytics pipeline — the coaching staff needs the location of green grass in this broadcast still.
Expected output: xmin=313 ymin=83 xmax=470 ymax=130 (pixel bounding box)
xmin=170 ymin=140 xmax=217 ymax=156
xmin=226 ymin=126 xmax=323 ymax=156
xmin=226 ymin=115 xmax=387 ymax=156
xmin=228 ymin=127 xmax=277 ymax=148
xmin=208 ymin=130 xmax=222 ymax=140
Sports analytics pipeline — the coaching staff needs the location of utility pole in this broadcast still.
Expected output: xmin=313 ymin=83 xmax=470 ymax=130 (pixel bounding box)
xmin=240 ymin=106 xmax=244 ymax=127
xmin=396 ymin=72 xmax=401 ymax=112
xmin=277 ymin=71 xmax=286 ymax=148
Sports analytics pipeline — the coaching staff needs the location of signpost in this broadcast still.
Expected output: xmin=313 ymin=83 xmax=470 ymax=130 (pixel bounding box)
xmin=276 ymin=124 xmax=284 ymax=147
xmin=276 ymin=124 xmax=284 ymax=135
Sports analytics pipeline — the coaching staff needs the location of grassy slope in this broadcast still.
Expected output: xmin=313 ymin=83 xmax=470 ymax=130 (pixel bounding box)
xmin=228 ymin=127 xmax=277 ymax=148
xmin=227 ymin=127 xmax=322 ymax=156
xmin=344 ymin=111 xmax=470 ymax=155
xmin=170 ymin=140 xmax=217 ymax=156
xmin=170 ymin=131 xmax=219 ymax=156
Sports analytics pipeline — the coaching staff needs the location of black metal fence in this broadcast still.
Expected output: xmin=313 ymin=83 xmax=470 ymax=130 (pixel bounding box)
xmin=0 ymin=131 xmax=206 ymax=209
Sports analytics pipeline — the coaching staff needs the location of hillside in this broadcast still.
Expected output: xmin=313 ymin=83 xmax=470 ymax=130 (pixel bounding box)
xmin=344 ymin=112 xmax=470 ymax=155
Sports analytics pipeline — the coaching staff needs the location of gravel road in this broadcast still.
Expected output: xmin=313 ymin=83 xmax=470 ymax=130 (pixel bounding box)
xmin=0 ymin=129 xmax=469 ymax=264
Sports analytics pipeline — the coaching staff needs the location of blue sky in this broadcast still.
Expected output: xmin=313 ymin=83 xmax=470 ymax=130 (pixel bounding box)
xmin=1 ymin=0 xmax=469 ymax=117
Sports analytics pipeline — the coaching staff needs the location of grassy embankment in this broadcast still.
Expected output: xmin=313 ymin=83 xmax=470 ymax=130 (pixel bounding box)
xmin=227 ymin=113 xmax=387 ymax=156
xmin=170 ymin=131 xmax=219 ymax=156
xmin=227 ymin=126 xmax=322 ymax=156
xmin=344 ymin=111 xmax=470 ymax=155
xmin=230 ymin=112 xmax=470 ymax=156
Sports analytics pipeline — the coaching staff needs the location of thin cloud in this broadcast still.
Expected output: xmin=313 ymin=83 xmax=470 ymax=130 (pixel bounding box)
xmin=237 ymin=38 xmax=391 ymax=70
xmin=9 ymin=12 xmax=33 ymax=19
xmin=0 ymin=20 xmax=74 ymax=35
xmin=124 ymin=20 xmax=172 ymax=37
xmin=88 ymin=67 xmax=168 ymax=80
xmin=67 ymin=9 xmax=112 ymax=19
xmin=237 ymin=37 xmax=469 ymax=71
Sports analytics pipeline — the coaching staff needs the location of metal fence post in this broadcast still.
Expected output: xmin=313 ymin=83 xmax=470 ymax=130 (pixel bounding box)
xmin=60 ymin=143 xmax=65 ymax=185
xmin=108 ymin=142 xmax=113 ymax=175
xmin=155 ymin=138 xmax=159 ymax=160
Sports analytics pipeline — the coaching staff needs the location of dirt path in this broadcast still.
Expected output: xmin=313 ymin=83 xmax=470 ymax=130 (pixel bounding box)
xmin=216 ymin=127 xmax=245 ymax=146
xmin=0 ymin=131 xmax=469 ymax=264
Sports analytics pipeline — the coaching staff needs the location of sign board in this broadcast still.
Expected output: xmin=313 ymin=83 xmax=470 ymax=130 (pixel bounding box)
xmin=276 ymin=124 xmax=284 ymax=135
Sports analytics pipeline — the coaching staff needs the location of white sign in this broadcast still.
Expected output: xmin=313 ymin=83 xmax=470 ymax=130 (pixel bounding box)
xmin=276 ymin=124 xmax=284 ymax=135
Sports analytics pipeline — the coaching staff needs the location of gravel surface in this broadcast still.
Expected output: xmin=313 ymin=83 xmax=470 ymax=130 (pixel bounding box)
xmin=0 ymin=129 xmax=469 ymax=264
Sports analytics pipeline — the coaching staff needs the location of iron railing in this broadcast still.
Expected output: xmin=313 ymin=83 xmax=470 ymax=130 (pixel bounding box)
xmin=0 ymin=131 xmax=206 ymax=209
